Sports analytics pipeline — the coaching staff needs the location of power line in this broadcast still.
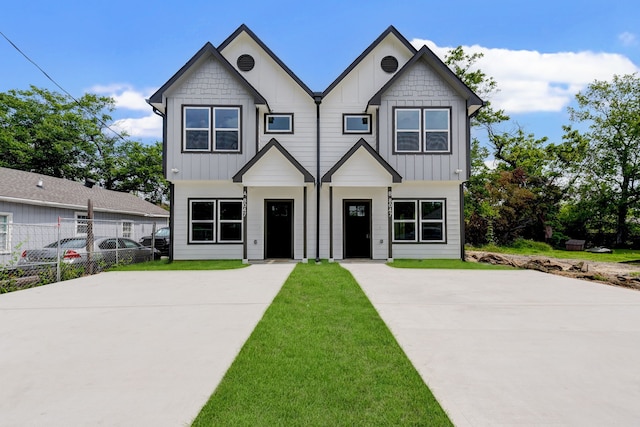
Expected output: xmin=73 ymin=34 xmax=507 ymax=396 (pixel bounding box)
xmin=0 ymin=30 xmax=129 ymax=142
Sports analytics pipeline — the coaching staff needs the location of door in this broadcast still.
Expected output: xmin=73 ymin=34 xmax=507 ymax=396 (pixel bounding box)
xmin=265 ymin=200 xmax=293 ymax=258
xmin=344 ymin=200 xmax=371 ymax=258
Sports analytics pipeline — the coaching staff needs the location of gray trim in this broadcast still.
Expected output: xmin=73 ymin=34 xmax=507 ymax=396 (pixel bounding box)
xmin=243 ymin=186 xmax=248 ymax=260
xmin=218 ymin=24 xmax=315 ymax=99
xmin=323 ymin=26 xmax=417 ymax=97
xmin=303 ymin=186 xmax=307 ymax=259
xmin=232 ymin=138 xmax=314 ymax=183
xmin=387 ymin=187 xmax=393 ymax=259
xmin=329 ymin=186 xmax=333 ymax=260
xmin=321 ymin=138 xmax=402 ymax=183
xmin=148 ymin=41 xmax=268 ymax=112
xmin=459 ymin=183 xmax=465 ymax=261
xmin=169 ymin=182 xmax=174 ymax=262
xmin=315 ymin=96 xmax=322 ymax=262
xmin=367 ymin=46 xmax=483 ymax=114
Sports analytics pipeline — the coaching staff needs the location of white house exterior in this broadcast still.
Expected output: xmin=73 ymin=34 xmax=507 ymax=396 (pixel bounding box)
xmin=148 ymin=25 xmax=483 ymax=262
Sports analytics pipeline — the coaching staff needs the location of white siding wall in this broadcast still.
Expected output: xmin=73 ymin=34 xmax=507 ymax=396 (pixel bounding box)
xmin=391 ymin=181 xmax=461 ymax=259
xmin=172 ymin=181 xmax=243 ymax=260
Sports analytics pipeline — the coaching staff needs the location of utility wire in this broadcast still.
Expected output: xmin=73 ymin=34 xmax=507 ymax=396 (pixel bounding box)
xmin=0 ymin=30 xmax=129 ymax=142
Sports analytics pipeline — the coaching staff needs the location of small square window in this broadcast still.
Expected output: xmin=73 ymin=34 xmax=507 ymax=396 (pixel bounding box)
xmin=343 ymin=114 xmax=371 ymax=134
xmin=265 ymin=114 xmax=293 ymax=133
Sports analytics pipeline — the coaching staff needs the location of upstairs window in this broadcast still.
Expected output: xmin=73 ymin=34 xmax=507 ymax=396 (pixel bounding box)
xmin=394 ymin=107 xmax=451 ymax=153
xmin=183 ymin=106 xmax=241 ymax=152
xmin=265 ymin=114 xmax=293 ymax=133
xmin=343 ymin=114 xmax=371 ymax=134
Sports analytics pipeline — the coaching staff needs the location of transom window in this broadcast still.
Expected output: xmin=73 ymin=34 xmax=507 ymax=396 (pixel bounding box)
xmin=392 ymin=199 xmax=446 ymax=243
xmin=265 ymin=114 xmax=293 ymax=133
xmin=343 ymin=114 xmax=371 ymax=134
xmin=189 ymin=199 xmax=243 ymax=244
xmin=394 ymin=108 xmax=450 ymax=153
xmin=183 ymin=106 xmax=241 ymax=152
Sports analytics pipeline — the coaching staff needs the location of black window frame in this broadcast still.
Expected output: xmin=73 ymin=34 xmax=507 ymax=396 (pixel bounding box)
xmin=182 ymin=105 xmax=243 ymax=153
xmin=393 ymin=107 xmax=452 ymax=154
xmin=342 ymin=114 xmax=372 ymax=134
xmin=392 ymin=198 xmax=447 ymax=243
xmin=264 ymin=113 xmax=294 ymax=134
xmin=188 ymin=198 xmax=244 ymax=244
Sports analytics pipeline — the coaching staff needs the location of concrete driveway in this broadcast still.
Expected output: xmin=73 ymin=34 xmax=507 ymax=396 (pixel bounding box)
xmin=0 ymin=265 xmax=294 ymax=427
xmin=343 ymin=264 xmax=640 ymax=427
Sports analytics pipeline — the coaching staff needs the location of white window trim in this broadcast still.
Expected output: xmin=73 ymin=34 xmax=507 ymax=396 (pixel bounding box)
xmin=189 ymin=200 xmax=216 ymax=243
xmin=343 ymin=114 xmax=371 ymax=134
xmin=392 ymin=200 xmax=418 ymax=242
xmin=122 ymin=221 xmax=133 ymax=238
xmin=0 ymin=212 xmax=12 ymax=254
xmin=183 ymin=106 xmax=211 ymax=152
xmin=75 ymin=212 xmax=89 ymax=236
xmin=213 ymin=107 xmax=241 ymax=152
xmin=419 ymin=199 xmax=446 ymax=243
xmin=394 ymin=108 xmax=422 ymax=153
xmin=217 ymin=200 xmax=243 ymax=243
xmin=424 ymin=109 xmax=451 ymax=153
xmin=265 ymin=113 xmax=294 ymax=134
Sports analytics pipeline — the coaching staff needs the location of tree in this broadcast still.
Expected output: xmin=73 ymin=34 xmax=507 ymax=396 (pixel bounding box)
xmin=564 ymin=73 xmax=640 ymax=246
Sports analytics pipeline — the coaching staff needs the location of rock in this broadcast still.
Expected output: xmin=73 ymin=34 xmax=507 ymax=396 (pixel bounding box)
xmin=523 ymin=258 xmax=564 ymax=273
xmin=477 ymin=253 xmax=518 ymax=268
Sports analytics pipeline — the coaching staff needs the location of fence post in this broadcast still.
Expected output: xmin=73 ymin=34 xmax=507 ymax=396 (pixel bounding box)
xmin=151 ymin=222 xmax=157 ymax=256
xmin=56 ymin=218 xmax=61 ymax=283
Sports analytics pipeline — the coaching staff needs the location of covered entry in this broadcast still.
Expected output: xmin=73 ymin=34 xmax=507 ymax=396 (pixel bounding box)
xmin=265 ymin=200 xmax=293 ymax=258
xmin=344 ymin=200 xmax=371 ymax=258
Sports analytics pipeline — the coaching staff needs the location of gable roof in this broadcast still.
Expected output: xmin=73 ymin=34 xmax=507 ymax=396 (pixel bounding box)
xmin=218 ymin=24 xmax=316 ymax=99
xmin=322 ymin=26 xmax=417 ymax=98
xmin=367 ymin=45 xmax=484 ymax=116
xmin=147 ymin=41 xmax=268 ymax=114
xmin=0 ymin=167 xmax=169 ymax=218
xmin=232 ymin=138 xmax=315 ymax=184
xmin=322 ymin=139 xmax=402 ymax=183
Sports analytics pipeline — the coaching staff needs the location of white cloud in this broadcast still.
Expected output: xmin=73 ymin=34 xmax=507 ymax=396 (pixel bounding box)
xmin=89 ymin=84 xmax=153 ymax=111
xmin=619 ymin=32 xmax=637 ymax=46
xmin=411 ymin=39 xmax=640 ymax=114
xmin=113 ymin=113 xmax=162 ymax=139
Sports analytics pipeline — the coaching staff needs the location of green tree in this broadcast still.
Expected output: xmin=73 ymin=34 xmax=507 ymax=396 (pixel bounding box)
xmin=564 ymin=73 xmax=640 ymax=246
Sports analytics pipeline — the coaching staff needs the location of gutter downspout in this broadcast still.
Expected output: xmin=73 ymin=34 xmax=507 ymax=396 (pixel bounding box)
xmin=314 ymin=94 xmax=322 ymax=262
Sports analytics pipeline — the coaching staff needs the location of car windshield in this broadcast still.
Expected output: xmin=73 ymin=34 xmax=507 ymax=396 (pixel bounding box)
xmin=44 ymin=238 xmax=87 ymax=249
xmin=156 ymin=228 xmax=170 ymax=237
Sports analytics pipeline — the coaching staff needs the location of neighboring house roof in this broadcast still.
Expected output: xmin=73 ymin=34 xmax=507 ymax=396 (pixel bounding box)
xmin=218 ymin=24 xmax=316 ymax=99
xmin=0 ymin=167 xmax=169 ymax=218
xmin=367 ymin=45 xmax=484 ymax=116
xmin=322 ymin=25 xmax=417 ymax=98
xmin=232 ymin=138 xmax=315 ymax=184
xmin=147 ymin=41 xmax=268 ymax=114
xmin=322 ymin=139 xmax=402 ymax=184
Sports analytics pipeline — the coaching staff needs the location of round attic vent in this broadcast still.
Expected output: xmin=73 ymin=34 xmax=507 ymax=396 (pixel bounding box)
xmin=381 ymin=55 xmax=398 ymax=73
xmin=237 ymin=54 xmax=255 ymax=72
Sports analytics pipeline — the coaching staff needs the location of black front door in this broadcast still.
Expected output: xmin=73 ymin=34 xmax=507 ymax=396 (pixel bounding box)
xmin=265 ymin=200 xmax=293 ymax=258
xmin=344 ymin=200 xmax=371 ymax=258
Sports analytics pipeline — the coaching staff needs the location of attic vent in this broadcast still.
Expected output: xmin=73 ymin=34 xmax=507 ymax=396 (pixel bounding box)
xmin=381 ymin=56 xmax=398 ymax=73
xmin=237 ymin=54 xmax=255 ymax=72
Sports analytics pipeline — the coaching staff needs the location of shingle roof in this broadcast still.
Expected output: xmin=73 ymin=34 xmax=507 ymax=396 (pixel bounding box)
xmin=0 ymin=167 xmax=169 ymax=218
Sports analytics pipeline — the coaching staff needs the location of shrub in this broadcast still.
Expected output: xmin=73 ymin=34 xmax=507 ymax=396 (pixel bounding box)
xmin=510 ymin=238 xmax=552 ymax=252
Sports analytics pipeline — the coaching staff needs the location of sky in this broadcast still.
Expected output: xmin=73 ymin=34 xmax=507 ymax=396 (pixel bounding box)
xmin=1 ymin=0 xmax=639 ymax=147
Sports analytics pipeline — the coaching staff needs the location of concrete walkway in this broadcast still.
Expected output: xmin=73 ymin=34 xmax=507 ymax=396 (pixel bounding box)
xmin=343 ymin=264 xmax=640 ymax=426
xmin=0 ymin=265 xmax=294 ymax=427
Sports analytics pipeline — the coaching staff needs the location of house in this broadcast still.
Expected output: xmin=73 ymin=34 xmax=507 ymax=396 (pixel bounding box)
xmin=147 ymin=25 xmax=483 ymax=262
xmin=0 ymin=166 xmax=169 ymax=262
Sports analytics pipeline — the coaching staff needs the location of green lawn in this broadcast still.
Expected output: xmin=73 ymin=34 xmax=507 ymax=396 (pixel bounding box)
xmin=109 ymin=259 xmax=247 ymax=271
xmin=389 ymin=258 xmax=515 ymax=269
xmin=191 ymin=261 xmax=452 ymax=426
xmin=470 ymin=244 xmax=640 ymax=263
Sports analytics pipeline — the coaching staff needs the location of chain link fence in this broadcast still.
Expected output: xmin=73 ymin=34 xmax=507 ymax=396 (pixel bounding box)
xmin=1 ymin=219 xmax=166 ymax=293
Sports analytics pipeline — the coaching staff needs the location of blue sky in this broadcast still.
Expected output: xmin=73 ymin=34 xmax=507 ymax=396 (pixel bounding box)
xmin=2 ymin=0 xmax=639 ymax=146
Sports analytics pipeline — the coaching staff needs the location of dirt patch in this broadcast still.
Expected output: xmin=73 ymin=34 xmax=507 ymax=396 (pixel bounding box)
xmin=466 ymin=251 xmax=640 ymax=291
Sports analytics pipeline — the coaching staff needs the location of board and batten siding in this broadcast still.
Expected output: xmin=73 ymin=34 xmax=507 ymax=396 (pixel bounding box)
xmin=378 ymin=61 xmax=468 ymax=182
xmin=220 ymin=31 xmax=318 ymax=174
xmin=391 ymin=181 xmax=461 ymax=259
xmin=319 ymin=34 xmax=414 ymax=175
xmin=164 ymin=56 xmax=258 ymax=182
xmin=172 ymin=181 xmax=243 ymax=260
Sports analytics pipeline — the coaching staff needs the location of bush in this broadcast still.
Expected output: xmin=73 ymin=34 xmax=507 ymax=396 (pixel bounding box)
xmin=510 ymin=238 xmax=552 ymax=252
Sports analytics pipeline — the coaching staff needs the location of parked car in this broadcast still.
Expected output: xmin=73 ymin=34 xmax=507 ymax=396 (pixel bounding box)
xmin=140 ymin=227 xmax=170 ymax=257
xmin=18 ymin=237 xmax=157 ymax=270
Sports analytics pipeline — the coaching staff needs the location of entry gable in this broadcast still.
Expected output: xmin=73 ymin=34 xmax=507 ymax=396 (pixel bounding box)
xmin=233 ymin=138 xmax=314 ymax=186
xmin=322 ymin=139 xmax=402 ymax=186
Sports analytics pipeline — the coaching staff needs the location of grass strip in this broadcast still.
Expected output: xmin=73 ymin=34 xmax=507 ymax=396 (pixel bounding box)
xmin=110 ymin=259 xmax=247 ymax=271
xmin=470 ymin=244 xmax=640 ymax=263
xmin=389 ymin=258 xmax=515 ymax=269
xmin=192 ymin=261 xmax=452 ymax=426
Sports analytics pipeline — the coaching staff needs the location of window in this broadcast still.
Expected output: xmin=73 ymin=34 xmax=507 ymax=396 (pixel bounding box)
xmin=343 ymin=114 xmax=371 ymax=134
xmin=392 ymin=200 xmax=446 ymax=243
xmin=188 ymin=199 xmax=243 ymax=244
xmin=75 ymin=213 xmax=89 ymax=236
xmin=395 ymin=108 xmax=450 ymax=153
xmin=0 ymin=213 xmax=11 ymax=253
xmin=122 ymin=221 xmax=133 ymax=238
xmin=265 ymin=114 xmax=293 ymax=133
xmin=183 ymin=106 xmax=241 ymax=152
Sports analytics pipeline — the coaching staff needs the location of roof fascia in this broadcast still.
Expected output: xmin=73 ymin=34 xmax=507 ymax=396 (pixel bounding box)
xmin=219 ymin=24 xmax=316 ymax=99
xmin=232 ymin=138 xmax=315 ymax=183
xmin=322 ymin=25 xmax=417 ymax=98
xmin=321 ymin=138 xmax=402 ymax=183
